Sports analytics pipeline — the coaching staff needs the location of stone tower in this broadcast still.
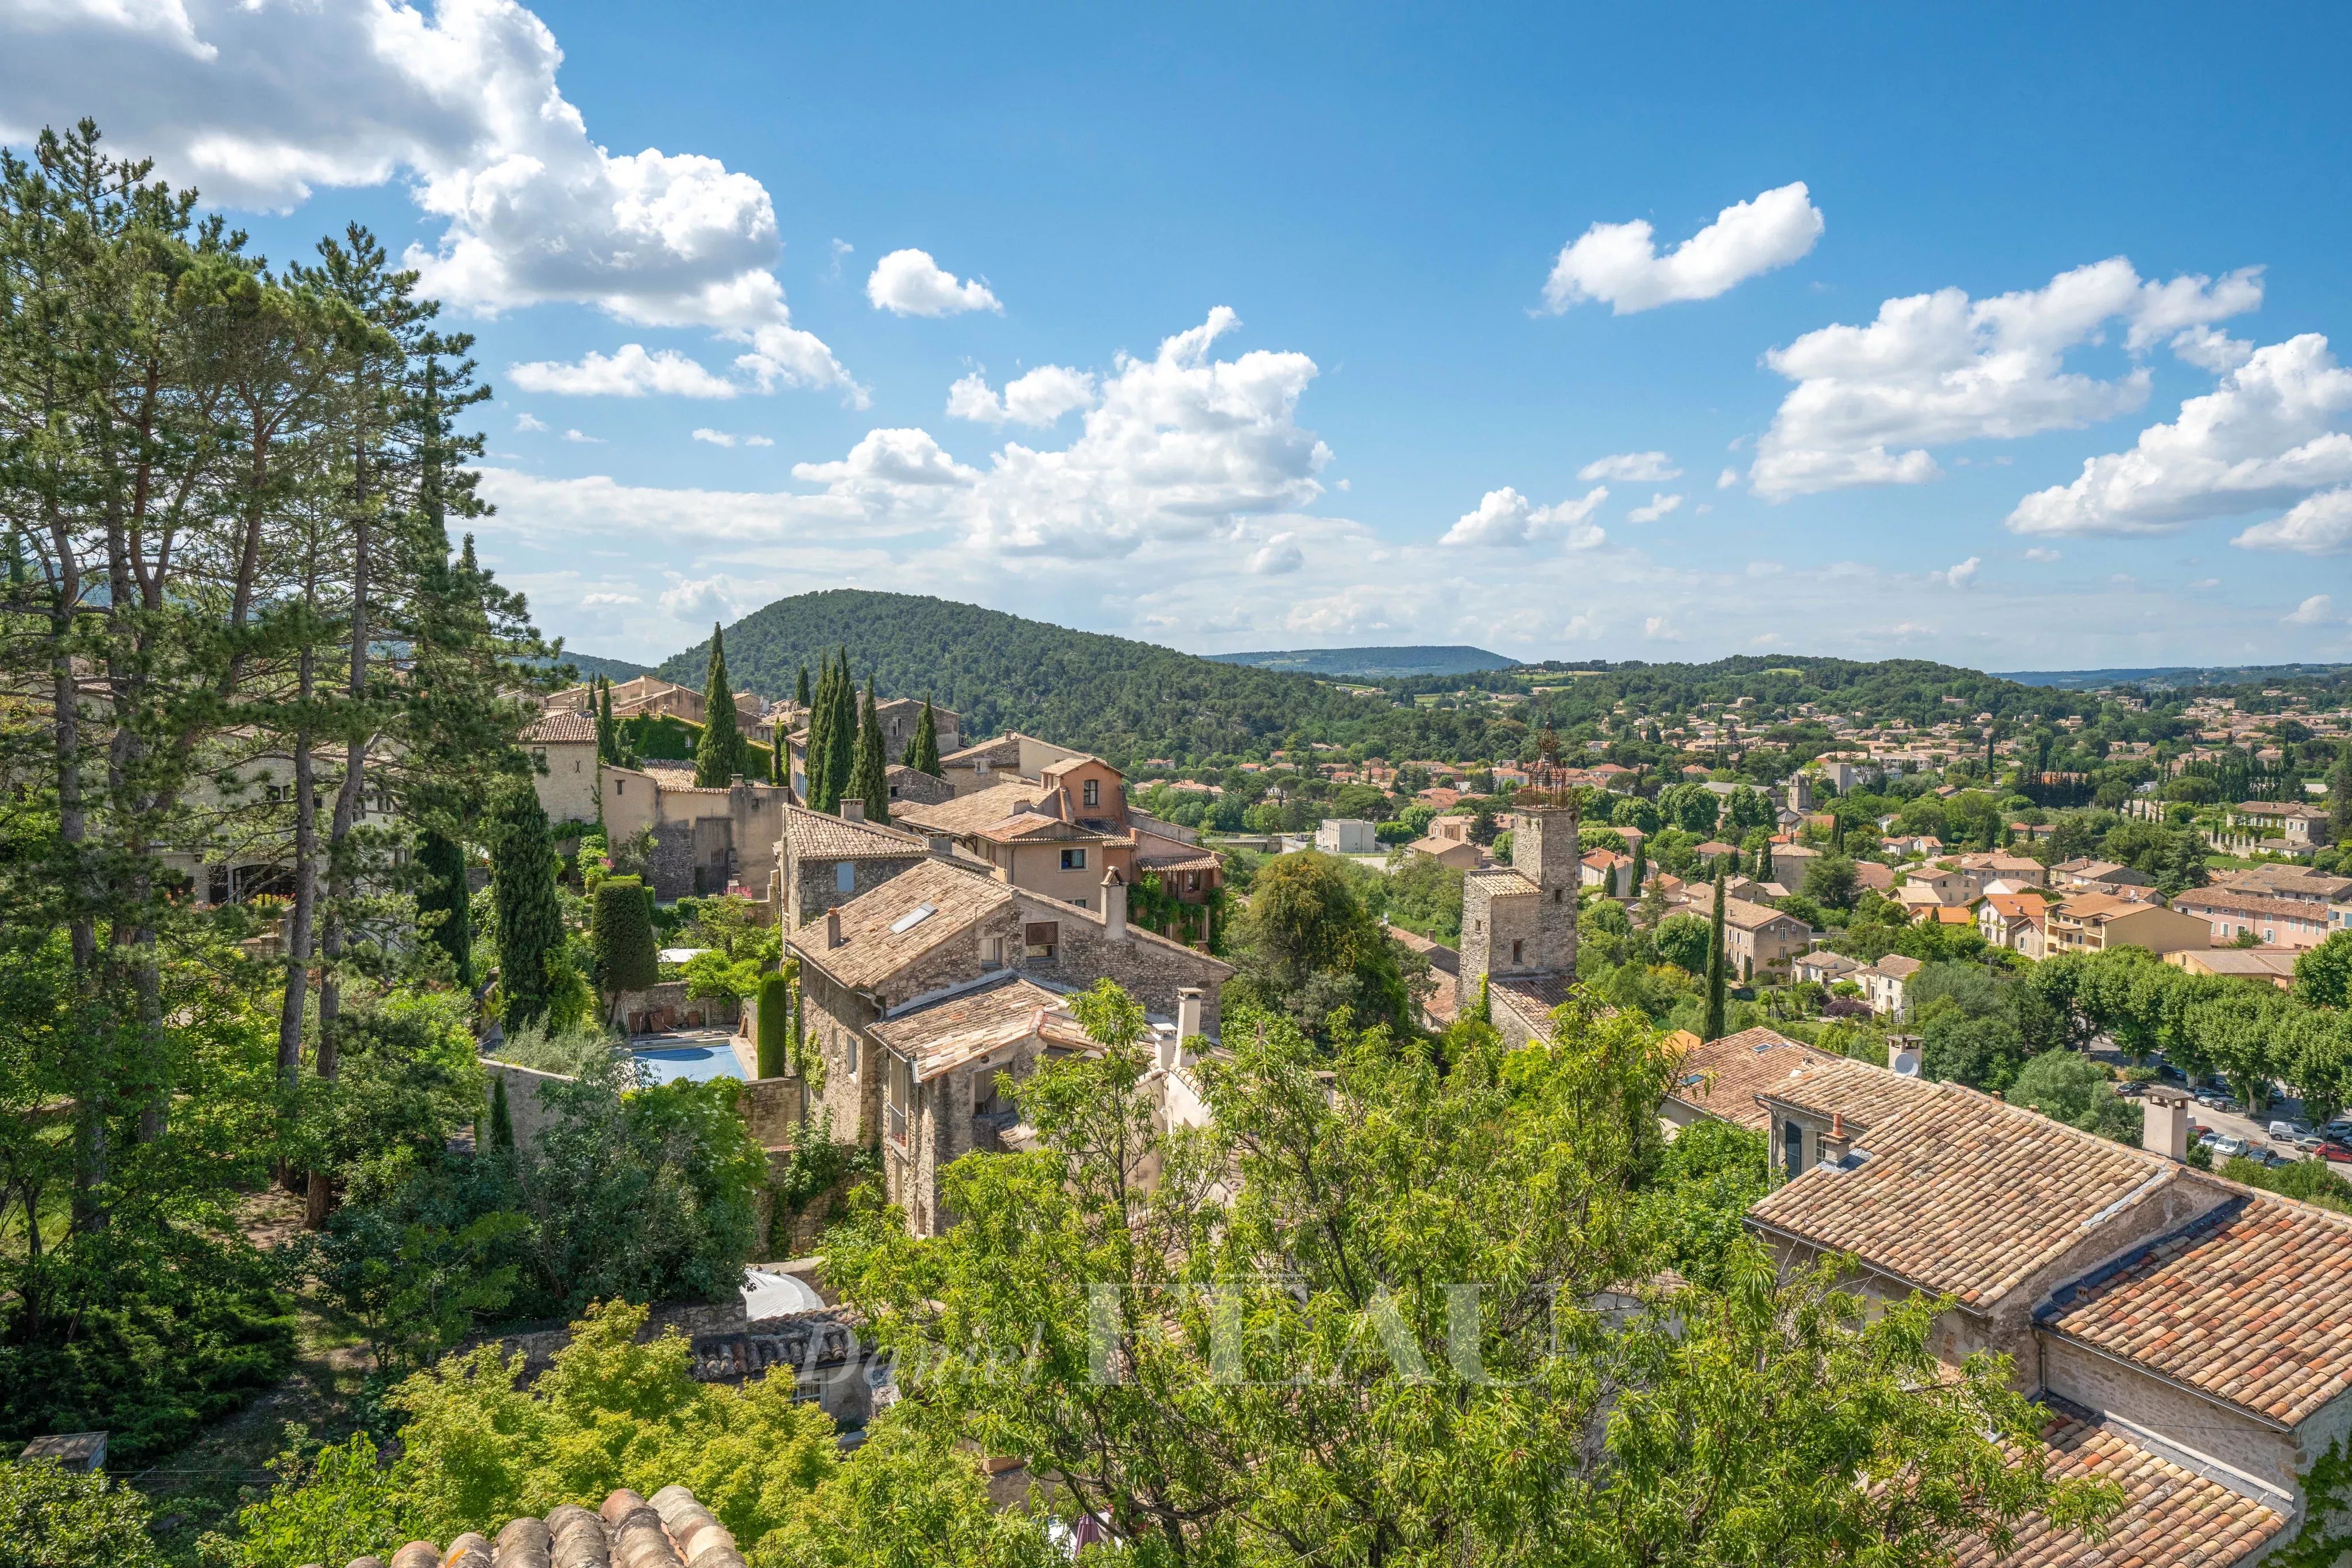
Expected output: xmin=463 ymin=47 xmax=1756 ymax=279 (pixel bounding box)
xmin=1512 ymin=800 xmax=1580 ymax=974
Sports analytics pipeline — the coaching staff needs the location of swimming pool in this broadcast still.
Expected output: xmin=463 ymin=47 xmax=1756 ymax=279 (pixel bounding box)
xmin=629 ymin=1043 xmax=747 ymax=1086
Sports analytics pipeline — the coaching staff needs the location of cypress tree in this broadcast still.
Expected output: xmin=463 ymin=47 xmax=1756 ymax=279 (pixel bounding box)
xmin=694 ymin=622 xmax=744 ymax=786
xmin=591 ymin=873 xmax=659 ymax=1003
xmin=1628 ymin=838 xmax=1646 ymax=898
xmin=850 ymin=675 xmax=889 ymax=824
xmin=823 ymin=649 xmax=856 ymax=812
xmin=594 ymin=677 xmax=615 ymax=764
xmin=490 ymin=1075 xmax=516 ymax=1155
xmin=796 ymin=663 xmax=812 ymax=710
xmin=905 ymin=696 xmax=943 ymax=776
xmin=756 ymin=970 xmax=791 ymax=1079
xmin=416 ymin=827 xmax=473 ymax=982
xmin=491 ymin=780 xmax=566 ymax=1033
xmin=772 ymin=720 xmax=788 ymax=787
xmin=1468 ymin=973 xmax=1491 ymax=1027
xmin=1703 ymin=869 xmax=1729 ymax=1042
xmin=2333 ymin=743 xmax=2351 ymax=848
xmin=804 ymin=656 xmax=837 ymax=812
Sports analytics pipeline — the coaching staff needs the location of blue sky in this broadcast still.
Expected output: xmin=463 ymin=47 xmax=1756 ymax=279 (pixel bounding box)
xmin=7 ymin=1 xmax=2350 ymax=669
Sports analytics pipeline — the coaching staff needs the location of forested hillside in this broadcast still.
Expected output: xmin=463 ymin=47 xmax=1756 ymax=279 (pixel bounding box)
xmin=657 ymin=591 xmax=1376 ymax=759
xmin=653 ymin=594 xmax=2086 ymax=766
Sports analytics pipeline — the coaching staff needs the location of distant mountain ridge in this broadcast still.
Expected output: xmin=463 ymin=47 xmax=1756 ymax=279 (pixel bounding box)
xmin=540 ymin=649 xmax=653 ymax=683
xmin=1998 ymin=663 xmax=2352 ymax=690
xmin=1205 ymin=645 xmax=1516 ymax=678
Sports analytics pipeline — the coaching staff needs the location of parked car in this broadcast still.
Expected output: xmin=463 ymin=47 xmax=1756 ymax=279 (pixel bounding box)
xmin=2113 ymin=1081 xmax=2148 ymax=1099
xmin=2193 ymin=1089 xmax=2237 ymax=1110
xmin=2294 ymin=1132 xmax=2328 ymax=1152
xmin=2207 ymin=1134 xmax=2253 ymax=1159
xmin=2269 ymin=1120 xmax=2310 ymax=1144
xmin=2319 ymin=1139 xmax=2352 ymax=1164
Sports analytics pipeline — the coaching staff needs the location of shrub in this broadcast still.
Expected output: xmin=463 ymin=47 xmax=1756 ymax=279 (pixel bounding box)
xmin=592 ymin=874 xmax=660 ymax=997
xmin=0 ymin=1461 xmax=165 ymax=1568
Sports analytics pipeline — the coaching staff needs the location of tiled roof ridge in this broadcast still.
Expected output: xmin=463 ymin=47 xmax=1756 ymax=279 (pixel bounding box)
xmin=313 ymin=1483 xmax=746 ymax=1568
xmin=2038 ymin=1194 xmax=2254 ymax=1324
xmin=783 ymin=800 xmax=929 ymax=851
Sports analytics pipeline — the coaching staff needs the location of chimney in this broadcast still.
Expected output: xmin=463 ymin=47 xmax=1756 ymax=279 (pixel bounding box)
xmin=1821 ymin=1109 xmax=1851 ymax=1165
xmin=1886 ymin=1035 xmax=1924 ymax=1078
xmin=841 ymin=797 xmax=864 ymax=822
xmin=2142 ymin=1084 xmax=2191 ymax=1162
xmin=1171 ymin=986 xmax=1203 ymax=1071
xmin=1101 ymin=868 xmax=1127 ymax=940
xmin=825 ymin=908 xmax=842 ymax=950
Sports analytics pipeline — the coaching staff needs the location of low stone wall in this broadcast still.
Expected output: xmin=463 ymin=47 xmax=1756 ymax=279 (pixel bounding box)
xmin=739 ymin=1075 xmax=806 ymax=1148
xmin=482 ymin=1059 xmax=575 ymax=1151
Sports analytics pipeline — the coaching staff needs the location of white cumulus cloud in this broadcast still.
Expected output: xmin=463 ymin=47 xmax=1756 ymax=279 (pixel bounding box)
xmin=1440 ymin=486 xmax=1608 ymax=548
xmin=1750 ymin=258 xmax=2263 ymax=500
xmin=509 ymin=344 xmax=741 ymax=398
xmin=945 ymin=365 xmax=1098 ymax=426
xmin=691 ymin=428 xmax=773 ymax=448
xmin=560 ymin=428 xmax=601 ymax=444
xmin=0 ymin=0 xmax=861 ymax=401
xmin=1247 ymin=532 xmax=1303 ymax=575
xmin=2285 ymin=594 xmax=2335 ymax=626
xmin=1579 ymin=450 xmax=1680 ymax=482
xmin=1940 ymin=556 xmax=1980 ymax=588
xmin=1542 ymin=181 xmax=1823 ymax=315
xmin=866 ymin=249 xmax=1002 ymax=317
xmin=514 ymin=412 xmax=548 ymax=432
xmin=2007 ymin=334 xmax=2352 ymax=537
xmin=2024 ymin=547 xmax=2061 ymax=562
xmin=2237 ymin=486 xmax=2352 ymax=555
xmin=1627 ymin=493 xmax=1684 ymax=524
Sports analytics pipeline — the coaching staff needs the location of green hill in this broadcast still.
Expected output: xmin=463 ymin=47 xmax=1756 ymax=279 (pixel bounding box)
xmin=540 ymin=648 xmax=653 ymax=683
xmin=656 ymin=591 xmax=1369 ymax=762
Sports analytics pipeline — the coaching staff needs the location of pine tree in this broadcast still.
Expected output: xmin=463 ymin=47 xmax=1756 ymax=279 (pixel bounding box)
xmin=694 ymin=623 xmax=744 ymax=786
xmin=492 ymin=780 xmax=566 ymax=1033
xmin=416 ymin=828 xmax=472 ymax=982
xmin=850 ymin=675 xmax=890 ymax=824
xmin=1704 ymin=869 xmax=1729 ymax=1042
xmin=756 ymin=970 xmax=791 ymax=1079
xmin=904 ymin=696 xmax=943 ymax=776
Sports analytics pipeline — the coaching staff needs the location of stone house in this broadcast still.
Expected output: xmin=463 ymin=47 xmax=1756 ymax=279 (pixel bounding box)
xmin=1770 ymin=842 xmax=1821 ymax=889
xmin=2045 ymin=893 xmax=2211 ymax=957
xmin=551 ymin=673 xmax=766 ymax=730
xmin=785 ymin=855 xmax=1231 ymax=1236
xmin=1406 ymin=833 xmax=1481 ymax=871
xmin=934 ymin=730 xmax=1076 ymax=798
xmin=1720 ymin=896 xmax=1811 ymax=982
xmin=524 ymin=708 xmax=600 ymax=828
xmin=2231 ymin=799 xmax=2328 ymax=848
xmin=1459 ymin=804 xmax=1580 ymax=1046
xmin=784 ymin=700 xmax=964 ymax=798
xmin=898 ymin=753 xmax=1222 ymax=911
xmin=1743 ymin=1064 xmax=2352 ymax=1562
xmin=1858 ymin=952 xmax=1920 ymax=1016
xmin=2051 ymin=857 xmax=2154 ymax=893
xmin=884 ymin=762 xmax=956 ymax=809
xmin=602 ymin=766 xmax=790 ymax=901
xmin=1658 ymin=1026 xmax=1840 ymax=1136
xmin=775 ymin=802 xmax=930 ymax=930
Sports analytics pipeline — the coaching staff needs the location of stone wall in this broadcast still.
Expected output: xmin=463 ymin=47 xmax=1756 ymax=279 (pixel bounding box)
xmin=788 ymin=850 xmax=923 ymax=931
xmin=482 ymin=1059 xmax=574 ymax=1151
xmin=1015 ymin=893 xmax=1229 ymax=1035
xmin=738 ymin=1075 xmax=806 ymax=1148
xmin=612 ymin=981 xmax=739 ymax=1033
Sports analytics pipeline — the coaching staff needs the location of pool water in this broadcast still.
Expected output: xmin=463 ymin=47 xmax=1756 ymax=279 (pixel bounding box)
xmin=630 ymin=1044 xmax=747 ymax=1085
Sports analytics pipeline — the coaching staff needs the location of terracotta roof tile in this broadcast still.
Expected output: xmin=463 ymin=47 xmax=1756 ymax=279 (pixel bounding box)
xmin=782 ymin=803 xmax=930 ymax=862
xmin=1947 ymin=1407 xmax=2286 ymax=1568
xmin=522 ymin=709 xmax=598 ymax=744
xmin=1665 ymin=1027 xmax=1844 ymax=1133
xmin=327 ymin=1484 xmax=748 ymax=1568
xmin=786 ymin=857 xmax=1011 ymax=991
xmin=1748 ymin=1083 xmax=2175 ymax=1308
xmin=869 ymin=974 xmax=1088 ymax=1081
xmin=895 ymin=780 xmax=1046 ymax=837
xmin=2041 ymin=1191 xmax=2352 ymax=1428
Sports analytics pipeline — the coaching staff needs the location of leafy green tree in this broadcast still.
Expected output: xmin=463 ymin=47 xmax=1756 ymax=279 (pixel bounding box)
xmin=1701 ymin=873 xmax=1733 ymax=1040
xmin=591 ymin=874 xmax=659 ymax=1002
xmin=824 ymin=985 xmax=2113 ymax=1566
xmin=492 ymin=780 xmax=567 ymax=1033
xmin=749 ymin=1410 xmax=1058 ymax=1568
xmin=757 ymin=970 xmax=792 ymax=1079
xmin=2297 ymin=931 xmax=2352 ymax=1010
xmin=1223 ymin=851 xmax=1414 ymax=1039
xmin=849 ymin=675 xmax=889 ymax=824
xmin=0 ymin=1460 xmax=166 ymax=1568
xmin=2009 ymin=1050 xmax=2140 ymax=1143
xmin=1655 ymin=912 xmax=1710 ymax=974
xmin=695 ymin=622 xmax=746 ymax=786
xmin=1804 ymin=853 xmax=1860 ymax=911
